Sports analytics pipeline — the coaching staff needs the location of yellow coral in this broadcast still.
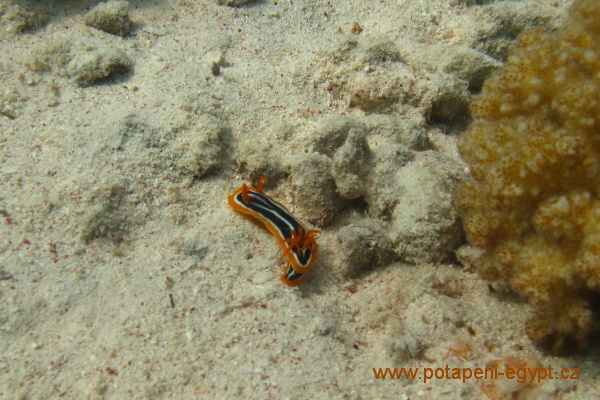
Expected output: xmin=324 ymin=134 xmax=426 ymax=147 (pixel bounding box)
xmin=458 ymin=0 xmax=600 ymax=351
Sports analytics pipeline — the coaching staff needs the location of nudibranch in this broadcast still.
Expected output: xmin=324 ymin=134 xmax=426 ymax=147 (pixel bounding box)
xmin=228 ymin=177 xmax=320 ymax=286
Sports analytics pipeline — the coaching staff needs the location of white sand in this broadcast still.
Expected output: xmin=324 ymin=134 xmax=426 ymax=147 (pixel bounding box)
xmin=1 ymin=0 xmax=598 ymax=398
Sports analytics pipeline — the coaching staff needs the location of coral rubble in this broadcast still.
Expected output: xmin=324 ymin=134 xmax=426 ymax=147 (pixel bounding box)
xmin=457 ymin=0 xmax=600 ymax=351
xmin=84 ymin=1 xmax=132 ymax=37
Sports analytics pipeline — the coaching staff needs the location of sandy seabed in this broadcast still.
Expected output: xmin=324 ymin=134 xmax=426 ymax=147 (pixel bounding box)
xmin=1 ymin=0 xmax=599 ymax=398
